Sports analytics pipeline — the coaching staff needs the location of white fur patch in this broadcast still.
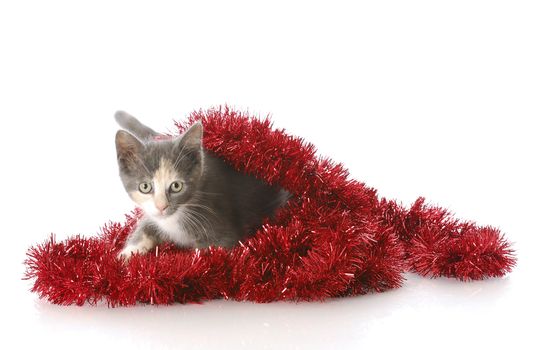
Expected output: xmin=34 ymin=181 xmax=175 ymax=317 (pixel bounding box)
xmin=118 ymin=233 xmax=156 ymax=259
xmin=151 ymin=208 xmax=196 ymax=247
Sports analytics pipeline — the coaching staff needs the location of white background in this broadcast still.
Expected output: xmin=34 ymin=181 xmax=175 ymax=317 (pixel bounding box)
xmin=1 ymin=1 xmax=542 ymax=349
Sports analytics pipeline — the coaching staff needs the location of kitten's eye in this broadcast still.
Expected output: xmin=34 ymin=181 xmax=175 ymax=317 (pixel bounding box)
xmin=170 ymin=181 xmax=183 ymax=193
xmin=138 ymin=182 xmax=153 ymax=194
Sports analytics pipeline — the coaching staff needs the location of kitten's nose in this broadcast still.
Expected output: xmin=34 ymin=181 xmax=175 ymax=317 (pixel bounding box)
xmin=156 ymin=203 xmax=169 ymax=214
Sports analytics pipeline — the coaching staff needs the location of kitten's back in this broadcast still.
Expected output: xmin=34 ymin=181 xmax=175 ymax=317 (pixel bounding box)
xmin=199 ymin=153 xmax=290 ymax=242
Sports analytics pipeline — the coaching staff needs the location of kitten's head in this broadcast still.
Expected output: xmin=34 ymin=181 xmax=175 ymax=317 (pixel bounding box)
xmin=115 ymin=122 xmax=204 ymax=218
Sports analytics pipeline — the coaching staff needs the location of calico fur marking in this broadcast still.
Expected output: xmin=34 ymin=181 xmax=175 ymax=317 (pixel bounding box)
xmin=115 ymin=111 xmax=289 ymax=260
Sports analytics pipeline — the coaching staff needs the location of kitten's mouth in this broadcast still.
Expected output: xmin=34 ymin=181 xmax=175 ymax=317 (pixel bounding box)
xmin=155 ymin=208 xmax=176 ymax=218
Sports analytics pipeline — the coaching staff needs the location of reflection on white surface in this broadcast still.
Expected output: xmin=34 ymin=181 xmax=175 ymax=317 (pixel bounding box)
xmin=19 ymin=274 xmax=519 ymax=350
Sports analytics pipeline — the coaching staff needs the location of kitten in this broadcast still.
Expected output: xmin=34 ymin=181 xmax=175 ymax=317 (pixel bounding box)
xmin=115 ymin=111 xmax=290 ymax=259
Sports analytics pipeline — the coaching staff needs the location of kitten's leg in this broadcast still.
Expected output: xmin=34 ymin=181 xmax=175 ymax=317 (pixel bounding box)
xmin=118 ymin=221 xmax=159 ymax=260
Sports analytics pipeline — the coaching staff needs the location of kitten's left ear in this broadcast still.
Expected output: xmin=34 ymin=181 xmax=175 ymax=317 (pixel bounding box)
xmin=179 ymin=122 xmax=203 ymax=149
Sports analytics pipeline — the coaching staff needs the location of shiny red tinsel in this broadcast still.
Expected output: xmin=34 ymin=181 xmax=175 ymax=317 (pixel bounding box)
xmin=24 ymin=107 xmax=516 ymax=306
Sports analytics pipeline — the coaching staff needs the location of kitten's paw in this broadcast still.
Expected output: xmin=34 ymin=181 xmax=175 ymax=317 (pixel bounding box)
xmin=118 ymin=244 xmax=148 ymax=261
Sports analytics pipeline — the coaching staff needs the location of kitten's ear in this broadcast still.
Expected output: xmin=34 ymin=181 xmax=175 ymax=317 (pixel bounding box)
xmin=115 ymin=130 xmax=143 ymax=170
xmin=115 ymin=111 xmax=160 ymax=141
xmin=179 ymin=122 xmax=203 ymax=149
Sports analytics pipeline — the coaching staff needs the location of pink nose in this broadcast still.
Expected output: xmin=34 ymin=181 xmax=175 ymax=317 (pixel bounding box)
xmin=156 ymin=203 xmax=169 ymax=213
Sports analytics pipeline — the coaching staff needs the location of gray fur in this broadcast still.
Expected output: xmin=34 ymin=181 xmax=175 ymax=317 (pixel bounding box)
xmin=115 ymin=112 xmax=290 ymax=256
xmin=115 ymin=110 xmax=160 ymax=141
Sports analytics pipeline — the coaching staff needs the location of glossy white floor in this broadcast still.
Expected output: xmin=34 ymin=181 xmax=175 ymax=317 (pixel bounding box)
xmin=9 ymin=273 xmax=532 ymax=349
xmin=1 ymin=1 xmax=542 ymax=349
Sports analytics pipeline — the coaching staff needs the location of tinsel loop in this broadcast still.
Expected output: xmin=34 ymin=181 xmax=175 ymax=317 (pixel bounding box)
xmin=24 ymin=106 xmax=516 ymax=306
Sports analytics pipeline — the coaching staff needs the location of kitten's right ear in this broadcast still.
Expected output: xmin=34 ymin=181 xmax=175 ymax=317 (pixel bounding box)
xmin=115 ymin=130 xmax=143 ymax=171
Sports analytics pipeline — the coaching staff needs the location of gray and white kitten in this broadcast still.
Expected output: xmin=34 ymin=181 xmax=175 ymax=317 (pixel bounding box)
xmin=115 ymin=111 xmax=289 ymax=259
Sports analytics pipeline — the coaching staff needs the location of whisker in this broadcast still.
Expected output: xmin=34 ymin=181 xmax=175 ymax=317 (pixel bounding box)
xmin=185 ymin=202 xmax=217 ymax=213
xmin=181 ymin=213 xmax=197 ymax=232
xmin=193 ymin=190 xmax=223 ymax=197
xmin=183 ymin=210 xmax=211 ymax=242
xmin=184 ymin=208 xmax=213 ymax=230
xmin=184 ymin=205 xmax=219 ymax=224
xmin=184 ymin=209 xmax=214 ymax=229
xmin=181 ymin=215 xmax=199 ymax=239
xmin=173 ymin=141 xmax=188 ymax=169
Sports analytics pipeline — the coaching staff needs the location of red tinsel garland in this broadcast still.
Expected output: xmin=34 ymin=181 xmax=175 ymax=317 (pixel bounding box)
xmin=24 ymin=107 xmax=516 ymax=306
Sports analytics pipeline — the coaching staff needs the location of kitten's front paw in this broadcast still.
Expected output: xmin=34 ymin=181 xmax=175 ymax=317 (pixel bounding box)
xmin=118 ymin=244 xmax=149 ymax=261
